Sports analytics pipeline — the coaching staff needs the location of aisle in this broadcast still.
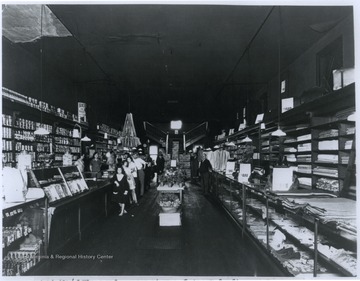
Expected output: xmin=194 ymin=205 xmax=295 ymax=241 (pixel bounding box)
xmin=37 ymin=183 xmax=285 ymax=277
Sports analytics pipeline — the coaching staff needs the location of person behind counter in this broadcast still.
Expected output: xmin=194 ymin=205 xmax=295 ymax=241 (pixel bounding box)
xmin=62 ymin=149 xmax=73 ymax=166
xmin=111 ymin=166 xmax=130 ymax=216
xmin=199 ymin=153 xmax=212 ymax=195
xmin=75 ymin=154 xmax=85 ymax=173
xmin=106 ymin=150 xmax=116 ymax=171
xmin=90 ymin=152 xmax=102 ymax=177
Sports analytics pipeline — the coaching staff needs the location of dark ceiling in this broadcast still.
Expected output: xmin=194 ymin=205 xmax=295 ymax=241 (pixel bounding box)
xmin=2 ymin=4 xmax=353 ymax=135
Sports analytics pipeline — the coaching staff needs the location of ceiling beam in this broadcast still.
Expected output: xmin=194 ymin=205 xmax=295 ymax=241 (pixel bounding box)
xmin=214 ymin=6 xmax=275 ymax=100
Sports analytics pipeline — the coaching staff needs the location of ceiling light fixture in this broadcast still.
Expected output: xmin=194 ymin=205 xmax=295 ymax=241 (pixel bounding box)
xmin=34 ymin=127 xmax=50 ymax=135
xmin=81 ymin=135 xmax=91 ymax=142
xmin=34 ymin=5 xmax=49 ymax=136
xmin=240 ymin=136 xmax=252 ymax=143
xmin=170 ymin=120 xmax=182 ymax=130
xmin=271 ymin=7 xmax=286 ymax=138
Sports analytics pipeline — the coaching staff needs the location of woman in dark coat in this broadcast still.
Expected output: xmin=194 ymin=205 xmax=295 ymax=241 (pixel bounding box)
xmin=112 ymin=166 xmax=130 ymax=216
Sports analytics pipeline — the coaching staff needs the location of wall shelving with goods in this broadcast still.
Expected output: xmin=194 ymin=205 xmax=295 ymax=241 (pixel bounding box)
xmin=52 ymin=125 xmax=81 ymax=165
xmin=279 ymin=83 xmax=356 ymax=196
xmin=338 ymin=119 xmax=356 ymax=199
xmin=209 ymin=83 xmax=357 ymax=276
xmin=95 ymin=123 xmax=121 ymax=154
xmin=213 ymin=124 xmax=262 ymax=174
xmin=2 ymin=87 xmax=88 ymax=169
xmin=282 ymin=125 xmax=313 ymax=190
xmin=211 ymin=83 xmax=355 ymax=198
xmin=258 ymin=122 xmax=281 ymax=169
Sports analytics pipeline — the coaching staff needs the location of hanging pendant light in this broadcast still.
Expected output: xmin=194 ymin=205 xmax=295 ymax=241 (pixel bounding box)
xmin=271 ymin=6 xmax=286 ymax=138
xmin=34 ymin=127 xmax=49 ymax=135
xmin=81 ymin=135 xmax=91 ymax=142
xmin=271 ymin=127 xmax=287 ymax=137
xmin=240 ymin=136 xmax=252 ymax=143
xmin=34 ymin=5 xmax=49 ymax=136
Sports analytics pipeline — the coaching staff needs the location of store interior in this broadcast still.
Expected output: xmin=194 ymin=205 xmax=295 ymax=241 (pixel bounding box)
xmin=1 ymin=2 xmax=357 ymax=279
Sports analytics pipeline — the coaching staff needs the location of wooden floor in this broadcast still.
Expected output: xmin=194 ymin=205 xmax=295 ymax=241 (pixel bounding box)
xmin=35 ymin=183 xmax=286 ymax=277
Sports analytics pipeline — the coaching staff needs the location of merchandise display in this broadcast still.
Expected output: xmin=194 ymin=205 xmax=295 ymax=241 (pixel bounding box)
xmin=2 ymin=198 xmax=46 ymax=276
xmin=1 ymin=4 xmax=356 ymax=277
xmin=210 ymin=172 xmax=357 ymax=277
xmin=30 ymin=166 xmax=88 ymax=203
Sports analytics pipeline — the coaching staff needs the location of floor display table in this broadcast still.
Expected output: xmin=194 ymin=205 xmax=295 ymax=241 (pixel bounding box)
xmin=157 ymin=185 xmax=184 ymax=202
xmin=157 ymin=185 xmax=184 ymax=226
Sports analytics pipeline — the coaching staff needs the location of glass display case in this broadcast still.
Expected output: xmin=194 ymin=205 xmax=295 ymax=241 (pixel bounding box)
xmin=2 ymin=197 xmax=46 ymax=276
xmin=30 ymin=166 xmax=88 ymax=204
xmin=210 ymin=172 xmax=357 ymax=277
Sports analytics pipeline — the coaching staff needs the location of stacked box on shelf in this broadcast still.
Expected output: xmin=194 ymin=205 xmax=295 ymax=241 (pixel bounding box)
xmin=178 ymin=154 xmax=191 ymax=178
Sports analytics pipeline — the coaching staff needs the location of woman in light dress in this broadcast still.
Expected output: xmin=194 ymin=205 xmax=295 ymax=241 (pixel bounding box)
xmin=123 ymin=159 xmax=138 ymax=205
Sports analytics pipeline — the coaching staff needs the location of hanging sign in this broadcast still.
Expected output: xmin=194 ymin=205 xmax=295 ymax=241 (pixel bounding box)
xmin=255 ymin=113 xmax=264 ymax=124
xmin=281 ymin=98 xmax=294 ymax=113
xmin=78 ymin=102 xmax=87 ymax=123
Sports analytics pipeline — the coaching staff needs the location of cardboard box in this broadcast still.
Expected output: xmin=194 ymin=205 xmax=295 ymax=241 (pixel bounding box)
xmin=159 ymin=212 xmax=181 ymax=226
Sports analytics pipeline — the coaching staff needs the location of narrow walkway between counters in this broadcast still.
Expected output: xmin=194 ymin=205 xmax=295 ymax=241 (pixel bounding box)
xmin=36 ymin=183 xmax=284 ymax=277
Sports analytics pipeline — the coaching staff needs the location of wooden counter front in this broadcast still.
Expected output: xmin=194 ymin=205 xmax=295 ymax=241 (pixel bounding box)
xmin=48 ymin=179 xmax=115 ymax=254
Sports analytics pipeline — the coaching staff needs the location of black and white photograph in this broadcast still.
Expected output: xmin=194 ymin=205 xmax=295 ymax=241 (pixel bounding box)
xmin=1 ymin=0 xmax=359 ymax=280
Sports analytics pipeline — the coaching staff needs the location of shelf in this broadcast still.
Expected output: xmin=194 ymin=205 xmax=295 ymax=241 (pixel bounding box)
xmin=294 ymin=171 xmax=312 ymax=176
xmin=2 ymin=95 xmax=89 ymax=129
xmin=313 ymin=136 xmax=339 ymax=141
xmin=2 ymin=197 xmax=45 ymax=214
xmin=54 ymin=143 xmax=80 ymax=147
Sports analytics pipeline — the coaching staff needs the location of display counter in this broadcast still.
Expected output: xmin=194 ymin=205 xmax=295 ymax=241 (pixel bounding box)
xmin=27 ymin=166 xmax=116 ymax=255
xmin=210 ymin=171 xmax=357 ymax=277
xmin=47 ymin=178 xmax=113 ymax=254
xmin=2 ymin=197 xmax=47 ymax=276
xmin=2 ymin=167 xmax=117 ymax=276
